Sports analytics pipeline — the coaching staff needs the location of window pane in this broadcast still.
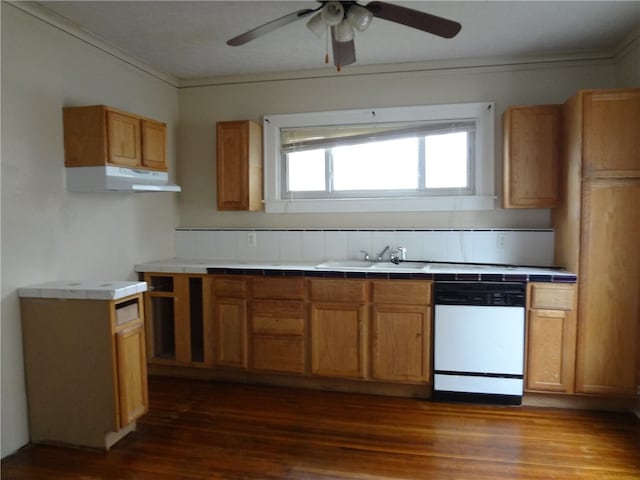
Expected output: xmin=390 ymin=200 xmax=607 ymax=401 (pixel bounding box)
xmin=333 ymin=138 xmax=419 ymax=191
xmin=424 ymin=132 xmax=468 ymax=188
xmin=287 ymin=150 xmax=325 ymax=191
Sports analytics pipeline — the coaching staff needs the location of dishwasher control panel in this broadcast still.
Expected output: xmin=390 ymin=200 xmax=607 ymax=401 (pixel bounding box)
xmin=434 ymin=282 xmax=525 ymax=307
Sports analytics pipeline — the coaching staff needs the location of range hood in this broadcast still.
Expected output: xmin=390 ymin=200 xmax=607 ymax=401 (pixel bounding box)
xmin=66 ymin=166 xmax=181 ymax=193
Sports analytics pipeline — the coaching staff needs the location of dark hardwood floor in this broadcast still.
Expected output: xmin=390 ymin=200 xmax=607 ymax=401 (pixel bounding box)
xmin=3 ymin=376 xmax=640 ymax=479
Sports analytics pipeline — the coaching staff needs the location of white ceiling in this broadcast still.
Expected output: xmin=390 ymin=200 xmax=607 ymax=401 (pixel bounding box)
xmin=36 ymin=1 xmax=640 ymax=80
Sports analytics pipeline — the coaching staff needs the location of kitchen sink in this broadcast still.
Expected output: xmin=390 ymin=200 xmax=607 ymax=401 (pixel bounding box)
xmin=315 ymin=260 xmax=376 ymax=270
xmin=369 ymin=262 xmax=428 ymax=271
xmin=315 ymin=260 xmax=429 ymax=272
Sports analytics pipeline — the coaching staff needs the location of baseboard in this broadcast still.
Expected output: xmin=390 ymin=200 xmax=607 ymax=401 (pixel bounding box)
xmin=523 ymin=392 xmax=636 ymax=412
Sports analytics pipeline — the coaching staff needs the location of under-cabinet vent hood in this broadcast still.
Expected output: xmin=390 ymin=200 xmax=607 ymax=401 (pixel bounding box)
xmin=66 ymin=166 xmax=181 ymax=193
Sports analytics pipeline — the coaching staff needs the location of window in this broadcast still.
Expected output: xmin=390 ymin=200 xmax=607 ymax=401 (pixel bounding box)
xmin=263 ymin=102 xmax=495 ymax=213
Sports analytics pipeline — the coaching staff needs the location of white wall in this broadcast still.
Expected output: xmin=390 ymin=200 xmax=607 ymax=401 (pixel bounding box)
xmin=615 ymin=31 xmax=640 ymax=87
xmin=177 ymin=60 xmax=616 ymax=229
xmin=1 ymin=4 xmax=179 ymax=457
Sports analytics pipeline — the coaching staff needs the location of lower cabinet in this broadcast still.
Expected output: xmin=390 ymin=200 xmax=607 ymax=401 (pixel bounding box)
xmin=20 ymin=294 xmax=148 ymax=450
xmin=143 ymin=273 xmax=211 ymax=366
xmin=525 ymin=282 xmax=577 ymax=393
xmin=250 ymin=277 xmax=306 ymax=374
xmin=309 ymin=279 xmax=369 ymax=378
xmin=371 ymin=281 xmax=432 ymax=384
xmin=213 ymin=276 xmax=248 ymax=368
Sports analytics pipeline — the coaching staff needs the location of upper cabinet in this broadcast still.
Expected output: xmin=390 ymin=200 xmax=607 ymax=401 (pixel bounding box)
xmin=502 ymin=105 xmax=562 ymax=208
xmin=63 ymin=105 xmax=167 ymax=171
xmin=216 ymin=120 xmax=263 ymax=211
xmin=581 ymin=89 xmax=640 ymax=178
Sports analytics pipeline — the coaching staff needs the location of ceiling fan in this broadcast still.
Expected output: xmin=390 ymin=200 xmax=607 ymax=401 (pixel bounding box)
xmin=226 ymin=1 xmax=461 ymax=71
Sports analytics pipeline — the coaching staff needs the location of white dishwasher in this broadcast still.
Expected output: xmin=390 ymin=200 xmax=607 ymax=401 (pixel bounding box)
xmin=432 ymin=282 xmax=526 ymax=405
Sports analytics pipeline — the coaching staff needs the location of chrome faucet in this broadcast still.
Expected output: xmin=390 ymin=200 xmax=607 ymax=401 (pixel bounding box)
xmin=376 ymin=245 xmax=390 ymax=261
xmin=390 ymin=246 xmax=407 ymax=264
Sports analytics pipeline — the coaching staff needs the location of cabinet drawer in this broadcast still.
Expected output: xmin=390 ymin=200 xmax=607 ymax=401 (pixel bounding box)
xmin=214 ymin=277 xmax=247 ymax=298
xmin=252 ymin=277 xmax=304 ymax=300
xmin=115 ymin=298 xmax=140 ymax=326
xmin=372 ymin=280 xmax=432 ymax=305
xmin=309 ymin=279 xmax=368 ymax=303
xmin=529 ymin=283 xmax=575 ymax=310
xmin=252 ymin=300 xmax=304 ymax=335
xmin=252 ymin=336 xmax=305 ymax=374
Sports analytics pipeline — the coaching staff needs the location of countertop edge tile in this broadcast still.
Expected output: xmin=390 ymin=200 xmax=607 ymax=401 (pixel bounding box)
xmin=134 ymin=258 xmax=576 ymax=282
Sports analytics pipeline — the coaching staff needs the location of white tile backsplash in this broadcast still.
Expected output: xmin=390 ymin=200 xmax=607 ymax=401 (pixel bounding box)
xmin=175 ymin=229 xmax=555 ymax=266
xmin=301 ymin=231 xmax=325 ymax=262
xmin=324 ymin=231 xmax=349 ymax=260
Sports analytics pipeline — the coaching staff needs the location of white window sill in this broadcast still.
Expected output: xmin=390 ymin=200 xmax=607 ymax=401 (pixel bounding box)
xmin=264 ymin=195 xmax=496 ymax=213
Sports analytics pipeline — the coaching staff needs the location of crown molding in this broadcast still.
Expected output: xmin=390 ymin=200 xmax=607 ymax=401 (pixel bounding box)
xmin=177 ymin=52 xmax=615 ymax=89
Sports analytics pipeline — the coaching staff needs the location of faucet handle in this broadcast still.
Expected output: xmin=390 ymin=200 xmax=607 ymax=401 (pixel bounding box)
xmin=390 ymin=246 xmax=407 ymax=264
xmin=359 ymin=250 xmax=371 ymax=261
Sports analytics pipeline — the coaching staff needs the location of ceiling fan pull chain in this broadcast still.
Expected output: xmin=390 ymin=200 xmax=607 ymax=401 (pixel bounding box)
xmin=325 ymin=25 xmax=330 ymax=64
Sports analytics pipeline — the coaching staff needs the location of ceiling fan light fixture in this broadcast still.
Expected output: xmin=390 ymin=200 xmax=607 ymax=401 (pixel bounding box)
xmin=334 ymin=19 xmax=354 ymax=42
xmin=346 ymin=4 xmax=373 ymax=32
xmin=306 ymin=12 xmax=326 ymax=38
xmin=321 ymin=1 xmax=345 ymax=26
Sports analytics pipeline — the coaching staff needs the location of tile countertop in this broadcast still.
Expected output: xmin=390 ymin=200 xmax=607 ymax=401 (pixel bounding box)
xmin=18 ymin=280 xmax=148 ymax=300
xmin=135 ymin=259 xmax=577 ymax=283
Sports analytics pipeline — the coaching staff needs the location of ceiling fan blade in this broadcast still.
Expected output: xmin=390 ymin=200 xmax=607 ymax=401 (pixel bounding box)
xmin=366 ymin=1 xmax=461 ymax=39
xmin=331 ymin=27 xmax=356 ymax=69
xmin=227 ymin=8 xmax=317 ymax=46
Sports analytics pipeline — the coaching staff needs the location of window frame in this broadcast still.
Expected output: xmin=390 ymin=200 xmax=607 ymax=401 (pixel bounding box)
xmin=263 ymin=102 xmax=495 ymax=213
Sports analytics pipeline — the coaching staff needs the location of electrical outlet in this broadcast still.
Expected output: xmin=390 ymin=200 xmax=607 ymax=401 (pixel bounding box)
xmin=247 ymin=232 xmax=257 ymax=248
xmin=497 ymin=234 xmax=507 ymax=250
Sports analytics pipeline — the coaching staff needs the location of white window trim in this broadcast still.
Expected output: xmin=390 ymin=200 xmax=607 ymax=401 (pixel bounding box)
xmin=263 ymin=102 xmax=496 ymax=213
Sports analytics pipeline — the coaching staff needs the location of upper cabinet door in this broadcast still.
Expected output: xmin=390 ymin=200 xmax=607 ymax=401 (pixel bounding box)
xmin=583 ymin=89 xmax=640 ymax=178
xmin=216 ymin=120 xmax=263 ymax=211
xmin=502 ymin=105 xmax=561 ymax=208
xmin=141 ymin=119 xmax=167 ymax=171
xmin=107 ymin=110 xmax=141 ymax=168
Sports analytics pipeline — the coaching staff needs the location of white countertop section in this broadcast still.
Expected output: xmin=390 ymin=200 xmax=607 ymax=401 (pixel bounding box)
xmin=18 ymin=280 xmax=148 ymax=300
xmin=134 ymin=258 xmax=575 ymax=278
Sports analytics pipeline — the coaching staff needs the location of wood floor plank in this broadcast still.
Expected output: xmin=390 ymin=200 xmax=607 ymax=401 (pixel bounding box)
xmin=2 ymin=376 xmax=639 ymax=479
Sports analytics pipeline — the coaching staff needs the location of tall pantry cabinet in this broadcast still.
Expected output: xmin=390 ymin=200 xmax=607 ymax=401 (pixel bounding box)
xmin=553 ymin=88 xmax=640 ymax=397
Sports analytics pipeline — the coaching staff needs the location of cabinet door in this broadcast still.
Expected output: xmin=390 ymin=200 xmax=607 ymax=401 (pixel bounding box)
xmin=576 ymin=179 xmax=640 ymax=395
xmin=141 ymin=119 xmax=167 ymax=171
xmin=526 ymin=309 xmax=576 ymax=393
xmin=216 ymin=121 xmax=263 ymax=211
xmin=310 ymin=303 xmax=367 ymax=379
xmin=115 ymin=323 xmax=149 ymax=429
xmin=214 ymin=298 xmax=248 ymax=368
xmin=107 ymin=110 xmax=141 ymax=167
xmin=583 ymin=89 xmax=640 ymax=178
xmin=371 ymin=304 xmax=431 ymax=383
xmin=503 ymin=105 xmax=561 ymax=208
